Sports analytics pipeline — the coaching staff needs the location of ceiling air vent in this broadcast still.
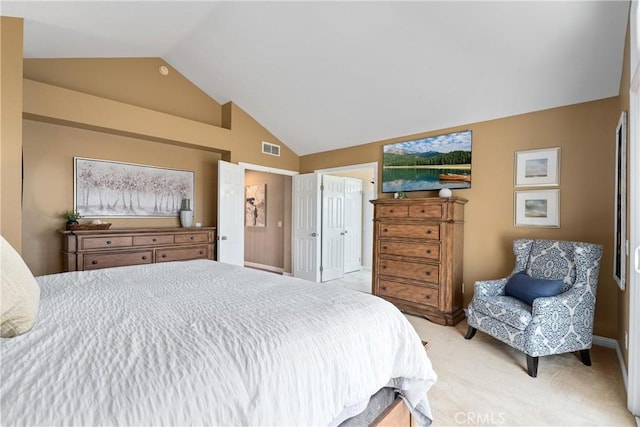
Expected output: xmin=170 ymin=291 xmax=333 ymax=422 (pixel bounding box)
xmin=262 ymin=141 xmax=281 ymax=157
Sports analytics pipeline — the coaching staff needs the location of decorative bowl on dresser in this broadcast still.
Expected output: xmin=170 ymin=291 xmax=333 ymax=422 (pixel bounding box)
xmin=371 ymin=197 xmax=467 ymax=326
xmin=61 ymin=227 xmax=216 ymax=272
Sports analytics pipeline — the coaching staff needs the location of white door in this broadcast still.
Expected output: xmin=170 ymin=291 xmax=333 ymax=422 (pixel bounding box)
xmin=343 ymin=178 xmax=363 ymax=273
xmin=321 ymin=175 xmax=345 ymax=282
xmin=292 ymin=173 xmax=321 ymax=282
xmin=217 ymin=160 xmax=245 ymax=266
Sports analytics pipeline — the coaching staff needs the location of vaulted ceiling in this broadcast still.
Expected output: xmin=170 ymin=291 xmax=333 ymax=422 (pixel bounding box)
xmin=3 ymin=1 xmax=630 ymax=156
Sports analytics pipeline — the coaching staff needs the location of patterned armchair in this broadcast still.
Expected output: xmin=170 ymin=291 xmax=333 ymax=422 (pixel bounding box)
xmin=464 ymin=239 xmax=603 ymax=377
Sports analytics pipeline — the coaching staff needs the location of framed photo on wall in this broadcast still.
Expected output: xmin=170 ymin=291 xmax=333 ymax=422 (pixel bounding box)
xmin=74 ymin=157 xmax=194 ymax=218
xmin=245 ymin=184 xmax=266 ymax=227
xmin=514 ymin=189 xmax=560 ymax=228
xmin=514 ymin=147 xmax=560 ymax=187
xmin=613 ymin=111 xmax=627 ymax=290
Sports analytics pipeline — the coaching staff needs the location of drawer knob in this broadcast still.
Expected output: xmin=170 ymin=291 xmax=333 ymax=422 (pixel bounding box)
xmin=106 ymin=240 xmax=112 ymax=245
xmin=426 ymin=295 xmax=431 ymax=299
xmin=426 ymin=249 xmax=431 ymax=254
xmin=426 ymin=230 xmax=432 ymax=234
xmin=382 ymin=265 xmax=387 ymax=269
xmin=426 ymin=271 xmax=431 ymax=276
xmin=199 ymin=251 xmax=204 ymax=255
xmin=152 ymin=238 xmax=157 ymax=242
xmin=383 ymin=228 xmax=388 ymax=233
xmin=389 ymin=209 xmax=394 ymax=213
xmin=190 ymin=236 xmax=194 ymax=240
xmin=382 ymin=246 xmax=388 ymax=250
xmin=142 ymin=256 xmax=147 ymax=260
xmin=91 ymin=260 xmax=98 ymax=265
xmin=162 ymin=254 xmax=167 ymax=258
xmin=421 ymin=209 xmax=425 ymax=213
xmin=381 ymin=286 xmax=387 ymax=291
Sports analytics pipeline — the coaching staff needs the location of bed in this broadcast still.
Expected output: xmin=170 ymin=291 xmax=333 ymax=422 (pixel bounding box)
xmin=1 ymin=237 xmax=437 ymax=426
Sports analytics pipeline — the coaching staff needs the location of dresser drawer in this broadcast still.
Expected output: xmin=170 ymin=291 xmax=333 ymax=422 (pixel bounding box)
xmin=378 ymin=259 xmax=439 ymax=284
xmin=378 ymin=279 xmax=439 ymax=307
xmin=133 ymin=234 xmax=174 ymax=246
xmin=409 ymin=204 xmax=443 ymax=219
xmin=156 ymin=245 xmax=209 ymax=262
xmin=379 ymin=241 xmax=440 ymax=261
xmin=377 ymin=205 xmax=409 ymax=218
xmin=81 ymin=236 xmax=133 ymax=250
xmin=175 ymin=233 xmax=209 ymax=244
xmin=83 ymin=250 xmax=152 ymax=270
xmin=378 ymin=223 xmax=440 ymax=240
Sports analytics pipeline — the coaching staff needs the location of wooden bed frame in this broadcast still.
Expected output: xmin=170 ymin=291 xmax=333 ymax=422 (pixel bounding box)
xmin=371 ymin=398 xmax=412 ymax=427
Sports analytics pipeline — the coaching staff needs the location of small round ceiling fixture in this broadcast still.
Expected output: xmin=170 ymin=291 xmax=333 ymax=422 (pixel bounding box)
xmin=159 ymin=65 xmax=169 ymax=76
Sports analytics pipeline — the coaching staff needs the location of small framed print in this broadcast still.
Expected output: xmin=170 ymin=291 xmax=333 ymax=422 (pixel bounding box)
xmin=514 ymin=147 xmax=560 ymax=187
xmin=613 ymin=111 xmax=627 ymax=290
xmin=514 ymin=189 xmax=560 ymax=228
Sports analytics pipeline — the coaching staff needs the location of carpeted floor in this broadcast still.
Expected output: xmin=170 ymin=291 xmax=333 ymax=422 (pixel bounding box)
xmin=406 ymin=314 xmax=635 ymax=426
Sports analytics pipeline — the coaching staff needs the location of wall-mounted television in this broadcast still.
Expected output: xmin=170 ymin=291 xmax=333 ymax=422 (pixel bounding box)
xmin=381 ymin=130 xmax=472 ymax=193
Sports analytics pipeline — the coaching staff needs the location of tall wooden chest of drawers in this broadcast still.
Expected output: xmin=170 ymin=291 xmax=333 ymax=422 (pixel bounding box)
xmin=371 ymin=198 xmax=466 ymax=326
xmin=61 ymin=227 xmax=216 ymax=272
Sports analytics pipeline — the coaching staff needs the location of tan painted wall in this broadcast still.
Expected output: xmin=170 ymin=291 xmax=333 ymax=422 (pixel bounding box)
xmin=301 ymin=98 xmax=621 ymax=338
xmin=22 ymin=120 xmax=222 ymax=276
xmin=244 ymin=170 xmax=288 ymax=270
xmin=5 ymin=54 xmax=301 ymax=275
xmin=0 ymin=17 xmax=24 ymax=251
xmin=24 ymin=58 xmax=223 ymax=127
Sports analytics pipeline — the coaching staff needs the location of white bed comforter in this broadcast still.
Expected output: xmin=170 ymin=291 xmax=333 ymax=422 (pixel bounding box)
xmin=1 ymin=260 xmax=436 ymax=426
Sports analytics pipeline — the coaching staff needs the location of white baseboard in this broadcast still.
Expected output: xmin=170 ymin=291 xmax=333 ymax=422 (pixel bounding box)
xmin=244 ymin=262 xmax=284 ymax=274
xmin=593 ymin=335 xmax=628 ymax=390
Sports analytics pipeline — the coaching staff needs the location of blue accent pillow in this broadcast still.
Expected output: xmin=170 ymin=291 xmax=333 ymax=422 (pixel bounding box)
xmin=504 ymin=271 xmax=564 ymax=306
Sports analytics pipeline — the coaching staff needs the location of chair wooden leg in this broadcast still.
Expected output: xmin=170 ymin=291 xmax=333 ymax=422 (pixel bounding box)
xmin=526 ymin=355 xmax=538 ymax=378
xmin=464 ymin=326 xmax=477 ymax=340
xmin=579 ymin=349 xmax=592 ymax=366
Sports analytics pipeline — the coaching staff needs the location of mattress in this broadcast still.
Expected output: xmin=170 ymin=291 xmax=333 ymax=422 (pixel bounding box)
xmin=0 ymin=260 xmax=436 ymax=426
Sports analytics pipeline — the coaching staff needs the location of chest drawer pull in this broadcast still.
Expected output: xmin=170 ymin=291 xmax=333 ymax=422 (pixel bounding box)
xmin=106 ymin=240 xmax=112 ymax=245
xmin=426 ymin=271 xmax=431 ymax=276
xmin=426 ymin=230 xmax=432 ymax=235
xmin=426 ymin=249 xmax=432 ymax=254
xmin=142 ymin=256 xmax=147 ymax=260
xmin=190 ymin=236 xmax=194 ymax=240
xmin=92 ymin=260 xmax=98 ymax=265
xmin=162 ymin=254 xmax=167 ymax=258
xmin=199 ymin=251 xmax=204 ymax=255
xmin=152 ymin=238 xmax=157 ymax=242
xmin=381 ymin=286 xmax=387 ymax=291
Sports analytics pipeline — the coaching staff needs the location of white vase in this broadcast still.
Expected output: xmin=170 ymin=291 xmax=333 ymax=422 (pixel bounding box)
xmin=179 ymin=209 xmax=193 ymax=228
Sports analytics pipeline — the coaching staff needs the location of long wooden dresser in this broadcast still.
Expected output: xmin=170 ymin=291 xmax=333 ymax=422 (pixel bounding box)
xmin=61 ymin=227 xmax=216 ymax=272
xmin=371 ymin=197 xmax=466 ymax=326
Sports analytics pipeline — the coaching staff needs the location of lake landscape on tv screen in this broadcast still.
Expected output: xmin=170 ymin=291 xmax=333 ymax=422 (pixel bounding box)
xmin=382 ymin=130 xmax=472 ymax=193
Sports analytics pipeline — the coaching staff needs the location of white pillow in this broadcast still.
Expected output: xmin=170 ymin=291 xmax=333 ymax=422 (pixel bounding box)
xmin=1 ymin=235 xmax=40 ymax=337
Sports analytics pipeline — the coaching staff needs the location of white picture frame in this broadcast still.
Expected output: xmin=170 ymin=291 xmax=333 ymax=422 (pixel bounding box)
xmin=613 ymin=111 xmax=627 ymax=290
xmin=514 ymin=189 xmax=560 ymax=228
xmin=514 ymin=147 xmax=560 ymax=187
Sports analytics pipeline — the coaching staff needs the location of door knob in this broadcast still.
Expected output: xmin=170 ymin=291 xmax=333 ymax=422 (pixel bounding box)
xmin=311 ymin=232 xmax=318 ymax=237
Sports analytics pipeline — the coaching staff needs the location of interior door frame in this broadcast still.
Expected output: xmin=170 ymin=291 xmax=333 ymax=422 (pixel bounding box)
xmin=237 ymin=162 xmax=298 ymax=273
xmin=314 ymin=162 xmax=378 ymax=198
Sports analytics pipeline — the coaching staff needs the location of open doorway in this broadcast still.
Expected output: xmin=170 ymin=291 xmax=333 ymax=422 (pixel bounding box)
xmin=316 ymin=162 xmax=378 ymax=293
xmin=239 ymin=163 xmax=296 ymax=275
